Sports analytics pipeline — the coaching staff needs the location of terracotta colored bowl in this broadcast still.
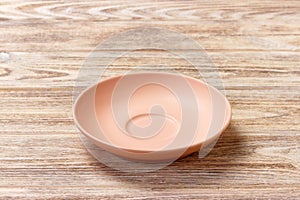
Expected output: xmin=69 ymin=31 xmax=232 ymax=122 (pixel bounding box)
xmin=73 ymin=72 xmax=231 ymax=162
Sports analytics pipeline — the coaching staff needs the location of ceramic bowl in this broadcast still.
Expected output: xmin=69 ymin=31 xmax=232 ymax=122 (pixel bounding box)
xmin=73 ymin=72 xmax=231 ymax=162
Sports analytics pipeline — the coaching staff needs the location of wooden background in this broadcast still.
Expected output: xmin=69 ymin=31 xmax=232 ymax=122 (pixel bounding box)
xmin=0 ymin=0 xmax=299 ymax=199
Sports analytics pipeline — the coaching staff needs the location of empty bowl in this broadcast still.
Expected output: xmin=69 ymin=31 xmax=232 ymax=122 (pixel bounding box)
xmin=73 ymin=72 xmax=231 ymax=162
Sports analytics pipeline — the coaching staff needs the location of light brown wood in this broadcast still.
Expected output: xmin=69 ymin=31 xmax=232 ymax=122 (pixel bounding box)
xmin=0 ymin=0 xmax=299 ymax=199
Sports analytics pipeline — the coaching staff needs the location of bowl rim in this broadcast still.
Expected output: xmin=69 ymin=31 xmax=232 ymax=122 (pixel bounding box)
xmin=73 ymin=71 xmax=232 ymax=153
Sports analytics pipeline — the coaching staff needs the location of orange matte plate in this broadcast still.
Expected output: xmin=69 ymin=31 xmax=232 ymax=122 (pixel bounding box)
xmin=73 ymin=72 xmax=231 ymax=162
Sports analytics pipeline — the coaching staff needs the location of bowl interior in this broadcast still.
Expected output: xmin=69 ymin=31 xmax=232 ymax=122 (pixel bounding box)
xmin=74 ymin=73 xmax=231 ymax=152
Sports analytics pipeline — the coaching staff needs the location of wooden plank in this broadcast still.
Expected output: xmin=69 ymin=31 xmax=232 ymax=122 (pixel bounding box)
xmin=0 ymin=0 xmax=299 ymax=199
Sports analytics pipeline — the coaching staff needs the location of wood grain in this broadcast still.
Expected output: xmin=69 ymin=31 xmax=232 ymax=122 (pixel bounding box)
xmin=0 ymin=0 xmax=299 ymax=199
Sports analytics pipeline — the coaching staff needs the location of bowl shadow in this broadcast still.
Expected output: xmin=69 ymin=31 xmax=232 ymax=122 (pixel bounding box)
xmin=81 ymin=123 xmax=246 ymax=188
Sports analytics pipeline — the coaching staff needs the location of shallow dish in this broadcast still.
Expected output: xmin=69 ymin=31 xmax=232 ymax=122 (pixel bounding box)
xmin=73 ymin=72 xmax=231 ymax=162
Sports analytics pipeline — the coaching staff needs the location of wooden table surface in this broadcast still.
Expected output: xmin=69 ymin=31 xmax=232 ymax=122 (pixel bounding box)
xmin=0 ymin=0 xmax=299 ymax=199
